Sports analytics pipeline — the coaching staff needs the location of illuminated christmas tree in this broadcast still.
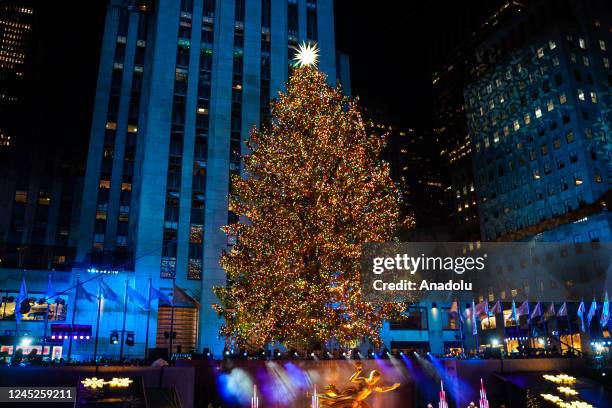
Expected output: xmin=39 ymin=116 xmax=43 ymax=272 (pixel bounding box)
xmin=214 ymin=51 xmax=404 ymax=350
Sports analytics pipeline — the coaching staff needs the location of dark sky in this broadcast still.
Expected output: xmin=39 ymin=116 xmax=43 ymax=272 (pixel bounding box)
xmin=334 ymin=0 xmax=505 ymax=130
xmin=26 ymin=0 xmax=503 ymax=159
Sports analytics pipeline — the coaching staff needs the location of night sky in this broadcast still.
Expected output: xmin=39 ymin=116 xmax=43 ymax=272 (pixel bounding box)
xmin=26 ymin=0 xmax=504 ymax=158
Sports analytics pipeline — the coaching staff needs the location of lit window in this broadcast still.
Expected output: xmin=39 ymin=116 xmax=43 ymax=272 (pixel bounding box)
xmin=604 ymin=58 xmax=610 ymax=69
xmin=549 ymin=40 xmax=556 ymax=50
xmin=579 ymin=38 xmax=586 ymax=49
xmin=577 ymin=89 xmax=585 ymax=101
xmin=599 ymin=40 xmax=606 ymax=51
xmin=503 ymin=126 xmax=510 ymax=136
xmin=552 ymin=56 xmax=560 ymax=66
xmin=559 ymin=93 xmax=567 ymax=104
xmin=96 ymin=210 xmax=107 ymax=220
xmin=121 ymin=182 xmax=132 ymax=191
xmin=493 ymin=133 xmax=500 ymax=143
xmin=14 ymin=190 xmax=27 ymax=203
xmin=106 ymin=121 xmax=117 ymax=130
xmin=524 ymin=114 xmax=531 ymax=124
xmin=553 ymin=138 xmax=561 ymax=149
xmin=533 ymin=170 xmax=540 ymax=180
xmin=38 ymin=192 xmax=51 ymax=206
xmin=99 ymin=179 xmax=110 ymax=189
xmin=547 ymin=100 xmax=554 ymax=111
xmin=537 ymin=47 xmax=544 ymax=58
xmin=584 ymin=128 xmax=592 ymax=139
xmin=574 ymin=172 xmax=583 ymax=185
xmin=594 ymin=168 xmax=602 ymax=183
xmin=590 ymin=91 xmax=597 ymax=103
xmin=582 ymin=56 xmax=589 ymax=66
xmin=535 ymin=107 xmax=542 ymax=118
xmin=127 ymin=125 xmax=138 ymax=133
xmin=566 ymin=131 xmax=574 ymax=143
xmin=513 ymin=120 xmax=520 ymax=131
xmin=570 ymin=53 xmax=577 ymax=63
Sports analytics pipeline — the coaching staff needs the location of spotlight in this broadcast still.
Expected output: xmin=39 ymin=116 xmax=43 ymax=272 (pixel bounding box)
xmin=243 ymin=352 xmax=248 ymax=357
xmin=399 ymin=351 xmax=404 ymax=356
xmin=125 ymin=331 xmax=135 ymax=346
xmin=20 ymin=337 xmax=32 ymax=347
xmin=110 ymin=331 xmax=119 ymax=345
xmin=491 ymin=338 xmax=499 ymax=346
xmin=311 ymin=352 xmax=315 ymax=357
xmin=51 ymin=335 xmax=55 ymax=340
xmin=58 ymin=335 xmax=63 ymax=340
xmin=73 ymin=335 xmax=77 ymax=340
xmin=86 ymin=336 xmax=90 ymax=340
xmin=603 ymin=372 xmax=606 ymax=377
xmin=79 ymin=336 xmax=84 ymax=340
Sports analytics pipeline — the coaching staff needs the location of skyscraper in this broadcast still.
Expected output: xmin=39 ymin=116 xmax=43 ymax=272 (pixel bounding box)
xmin=464 ymin=0 xmax=611 ymax=242
xmin=431 ymin=1 xmax=521 ymax=240
xmin=75 ymin=0 xmax=341 ymax=357
xmin=0 ymin=1 xmax=34 ymax=150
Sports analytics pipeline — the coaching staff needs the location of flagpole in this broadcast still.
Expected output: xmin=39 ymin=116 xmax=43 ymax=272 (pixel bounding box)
xmin=42 ymin=272 xmax=53 ymax=359
xmin=145 ymin=277 xmax=152 ymax=361
xmin=93 ymin=278 xmax=103 ymax=369
xmin=67 ymin=274 xmax=80 ymax=363
xmin=566 ymin=314 xmax=574 ymax=354
xmin=169 ymin=277 xmax=176 ymax=359
xmin=12 ymin=274 xmax=23 ymax=363
xmin=119 ymin=278 xmax=129 ymax=361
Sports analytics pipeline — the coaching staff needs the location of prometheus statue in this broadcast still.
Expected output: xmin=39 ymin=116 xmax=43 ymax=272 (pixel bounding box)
xmin=318 ymin=361 xmax=400 ymax=407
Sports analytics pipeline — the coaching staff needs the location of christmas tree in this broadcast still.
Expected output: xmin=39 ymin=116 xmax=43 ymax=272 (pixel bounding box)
xmin=214 ymin=57 xmax=404 ymax=350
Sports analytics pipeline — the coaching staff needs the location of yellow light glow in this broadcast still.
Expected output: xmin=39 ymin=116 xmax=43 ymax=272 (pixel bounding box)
xmin=81 ymin=377 xmax=133 ymax=389
xmin=543 ymin=374 xmax=576 ymax=384
xmin=108 ymin=377 xmax=133 ymax=388
xmin=81 ymin=377 xmax=106 ymax=389
xmin=557 ymin=386 xmax=578 ymax=396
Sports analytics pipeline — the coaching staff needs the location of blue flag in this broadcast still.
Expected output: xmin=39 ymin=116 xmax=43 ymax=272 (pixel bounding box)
xmin=511 ymin=300 xmax=518 ymax=323
xmin=472 ymin=299 xmax=478 ymax=335
xmin=530 ymin=302 xmax=542 ymax=321
xmin=76 ymin=283 xmax=96 ymax=303
xmin=577 ymin=300 xmax=586 ymax=332
xmin=100 ymin=280 xmax=121 ymax=303
xmin=150 ymin=286 xmax=172 ymax=305
xmin=601 ymin=292 xmax=610 ymax=328
xmin=587 ymin=299 xmax=597 ymax=326
xmin=557 ymin=302 xmax=567 ymax=317
xmin=15 ymin=276 xmax=28 ymax=321
xmin=126 ymin=286 xmax=148 ymax=310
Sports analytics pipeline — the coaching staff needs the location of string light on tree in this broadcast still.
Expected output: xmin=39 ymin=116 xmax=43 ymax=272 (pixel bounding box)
xmin=213 ymin=64 xmax=408 ymax=351
xmin=293 ymin=41 xmax=319 ymax=67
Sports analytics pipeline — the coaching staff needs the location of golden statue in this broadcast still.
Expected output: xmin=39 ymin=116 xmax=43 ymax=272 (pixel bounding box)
xmin=318 ymin=361 xmax=400 ymax=408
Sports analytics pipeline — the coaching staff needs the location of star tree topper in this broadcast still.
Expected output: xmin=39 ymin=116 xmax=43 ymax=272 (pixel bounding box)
xmin=293 ymin=41 xmax=319 ymax=67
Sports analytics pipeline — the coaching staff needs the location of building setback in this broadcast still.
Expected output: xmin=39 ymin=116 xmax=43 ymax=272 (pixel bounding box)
xmin=69 ymin=0 xmax=342 ymax=358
